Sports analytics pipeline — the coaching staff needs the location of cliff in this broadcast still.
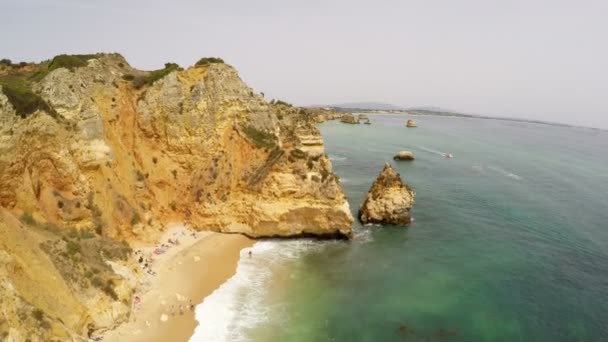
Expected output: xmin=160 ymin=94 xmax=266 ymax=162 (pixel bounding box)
xmin=0 ymin=54 xmax=352 ymax=340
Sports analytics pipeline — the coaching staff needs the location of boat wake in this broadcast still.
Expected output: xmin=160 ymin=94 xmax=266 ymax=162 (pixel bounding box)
xmin=418 ymin=146 xmax=453 ymax=158
xmin=487 ymin=166 xmax=523 ymax=180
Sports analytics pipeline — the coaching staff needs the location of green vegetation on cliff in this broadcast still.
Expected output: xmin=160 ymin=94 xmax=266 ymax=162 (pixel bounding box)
xmin=124 ymin=62 xmax=182 ymax=89
xmin=195 ymin=57 xmax=224 ymax=67
xmin=242 ymin=125 xmax=277 ymax=149
xmin=0 ymin=75 xmax=55 ymax=118
xmin=0 ymin=54 xmax=98 ymax=118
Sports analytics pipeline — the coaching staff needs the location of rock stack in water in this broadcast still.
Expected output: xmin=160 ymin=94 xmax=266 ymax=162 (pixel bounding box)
xmin=358 ymin=114 xmax=371 ymax=124
xmin=393 ymin=151 xmax=415 ymax=161
xmin=358 ymin=163 xmax=415 ymax=225
xmin=340 ymin=113 xmax=359 ymax=124
xmin=406 ymin=119 xmax=417 ymax=127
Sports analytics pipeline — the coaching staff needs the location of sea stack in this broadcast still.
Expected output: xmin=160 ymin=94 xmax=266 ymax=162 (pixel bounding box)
xmin=393 ymin=151 xmax=415 ymax=161
xmin=358 ymin=163 xmax=415 ymax=225
xmin=358 ymin=114 xmax=371 ymax=124
xmin=340 ymin=113 xmax=359 ymax=124
xmin=406 ymin=119 xmax=417 ymax=127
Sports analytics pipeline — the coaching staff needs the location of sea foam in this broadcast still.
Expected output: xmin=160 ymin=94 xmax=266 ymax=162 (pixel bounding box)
xmin=190 ymin=239 xmax=331 ymax=341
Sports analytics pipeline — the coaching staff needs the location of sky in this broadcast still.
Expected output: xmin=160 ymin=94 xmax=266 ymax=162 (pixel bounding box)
xmin=1 ymin=0 xmax=607 ymax=129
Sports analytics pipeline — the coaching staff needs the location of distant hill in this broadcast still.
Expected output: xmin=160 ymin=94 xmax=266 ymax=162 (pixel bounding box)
xmin=406 ymin=108 xmax=474 ymax=118
xmin=323 ymin=102 xmax=406 ymax=111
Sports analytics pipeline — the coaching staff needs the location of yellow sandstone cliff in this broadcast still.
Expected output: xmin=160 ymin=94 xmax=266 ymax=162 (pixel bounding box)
xmin=0 ymin=54 xmax=352 ymax=340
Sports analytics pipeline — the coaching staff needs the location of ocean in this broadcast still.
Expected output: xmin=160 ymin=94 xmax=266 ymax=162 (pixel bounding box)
xmin=192 ymin=115 xmax=608 ymax=341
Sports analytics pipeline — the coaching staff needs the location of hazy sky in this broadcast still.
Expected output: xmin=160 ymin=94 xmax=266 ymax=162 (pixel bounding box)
xmin=2 ymin=0 xmax=607 ymax=128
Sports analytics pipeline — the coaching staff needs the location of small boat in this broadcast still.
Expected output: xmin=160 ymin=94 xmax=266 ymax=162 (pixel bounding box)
xmin=444 ymin=153 xmax=453 ymax=158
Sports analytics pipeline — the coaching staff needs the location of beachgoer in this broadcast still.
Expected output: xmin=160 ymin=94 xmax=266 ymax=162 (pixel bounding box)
xmin=248 ymin=250 xmax=252 ymax=258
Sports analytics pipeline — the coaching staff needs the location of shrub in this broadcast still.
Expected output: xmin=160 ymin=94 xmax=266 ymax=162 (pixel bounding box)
xmin=0 ymin=59 xmax=12 ymax=66
xmin=242 ymin=126 xmax=276 ymax=149
xmin=48 ymin=54 xmax=97 ymax=72
xmin=81 ymin=231 xmax=95 ymax=239
xmin=0 ymin=77 xmax=56 ymax=118
xmin=135 ymin=170 xmax=145 ymax=182
xmin=102 ymin=281 xmax=118 ymax=300
xmin=20 ymin=212 xmax=36 ymax=225
xmin=41 ymin=223 xmax=61 ymax=233
xmin=26 ymin=54 xmax=97 ymax=83
xmin=122 ymin=74 xmax=135 ymax=81
xmin=130 ymin=63 xmax=181 ymax=89
xmin=66 ymin=240 xmax=81 ymax=255
xmin=130 ymin=212 xmax=141 ymax=226
xmin=32 ymin=309 xmax=44 ymax=321
xmin=91 ymin=277 xmax=103 ymax=287
xmin=195 ymin=57 xmax=224 ymax=67
xmin=274 ymin=100 xmax=292 ymax=107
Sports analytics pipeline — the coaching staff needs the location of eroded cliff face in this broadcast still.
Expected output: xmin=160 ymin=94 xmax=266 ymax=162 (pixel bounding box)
xmin=0 ymin=54 xmax=352 ymax=340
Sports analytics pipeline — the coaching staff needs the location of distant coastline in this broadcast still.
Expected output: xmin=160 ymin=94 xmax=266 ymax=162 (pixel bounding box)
xmin=321 ymin=106 xmax=606 ymax=132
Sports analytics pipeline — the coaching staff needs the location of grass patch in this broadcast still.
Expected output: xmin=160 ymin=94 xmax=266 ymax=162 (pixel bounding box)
xmin=195 ymin=57 xmax=224 ymax=67
xmin=242 ymin=125 xmax=276 ymax=149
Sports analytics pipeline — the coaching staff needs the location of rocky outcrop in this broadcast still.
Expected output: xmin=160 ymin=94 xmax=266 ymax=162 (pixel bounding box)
xmin=305 ymin=108 xmax=344 ymax=123
xmin=0 ymin=53 xmax=353 ymax=340
xmin=358 ymin=114 xmax=371 ymax=124
xmin=406 ymin=119 xmax=417 ymax=127
xmin=358 ymin=163 xmax=414 ymax=225
xmin=340 ymin=113 xmax=359 ymax=124
xmin=393 ymin=151 xmax=415 ymax=161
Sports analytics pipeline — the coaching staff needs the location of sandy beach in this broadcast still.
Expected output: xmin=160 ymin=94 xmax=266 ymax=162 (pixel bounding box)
xmin=101 ymin=226 xmax=253 ymax=342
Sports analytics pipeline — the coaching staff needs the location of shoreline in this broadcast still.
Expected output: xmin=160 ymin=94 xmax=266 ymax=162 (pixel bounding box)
xmin=102 ymin=227 xmax=253 ymax=342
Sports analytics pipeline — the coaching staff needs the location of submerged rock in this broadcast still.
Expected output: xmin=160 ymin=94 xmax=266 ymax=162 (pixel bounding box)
xmin=393 ymin=151 xmax=415 ymax=161
xmin=340 ymin=113 xmax=359 ymax=124
xmin=406 ymin=119 xmax=417 ymax=127
xmin=358 ymin=163 xmax=414 ymax=225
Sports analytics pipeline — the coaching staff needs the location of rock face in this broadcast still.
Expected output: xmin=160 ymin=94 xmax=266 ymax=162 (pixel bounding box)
xmin=358 ymin=163 xmax=415 ymax=225
xmin=406 ymin=119 xmax=417 ymax=127
xmin=358 ymin=114 xmax=371 ymax=124
xmin=306 ymin=107 xmax=344 ymax=123
xmin=393 ymin=151 xmax=415 ymax=161
xmin=0 ymin=53 xmax=353 ymax=340
xmin=340 ymin=113 xmax=359 ymax=124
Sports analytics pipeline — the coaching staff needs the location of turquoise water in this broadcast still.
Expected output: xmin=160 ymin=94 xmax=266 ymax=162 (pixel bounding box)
xmin=207 ymin=115 xmax=608 ymax=342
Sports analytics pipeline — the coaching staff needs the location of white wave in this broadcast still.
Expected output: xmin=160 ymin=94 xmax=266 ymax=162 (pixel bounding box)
xmin=190 ymin=239 xmax=329 ymax=342
xmin=329 ymin=154 xmax=347 ymax=161
xmin=353 ymin=227 xmax=374 ymax=243
xmin=488 ymin=166 xmax=522 ymax=180
xmin=339 ymin=178 xmax=351 ymax=183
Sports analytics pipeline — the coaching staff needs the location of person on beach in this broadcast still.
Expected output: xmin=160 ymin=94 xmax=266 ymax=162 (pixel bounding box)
xmin=248 ymin=250 xmax=252 ymax=258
